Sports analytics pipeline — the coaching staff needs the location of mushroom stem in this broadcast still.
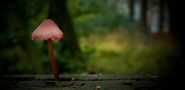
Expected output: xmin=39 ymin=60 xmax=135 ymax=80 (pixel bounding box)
xmin=48 ymin=38 xmax=59 ymax=80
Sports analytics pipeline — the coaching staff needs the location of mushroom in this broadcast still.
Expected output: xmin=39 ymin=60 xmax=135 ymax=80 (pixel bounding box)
xmin=32 ymin=19 xmax=64 ymax=80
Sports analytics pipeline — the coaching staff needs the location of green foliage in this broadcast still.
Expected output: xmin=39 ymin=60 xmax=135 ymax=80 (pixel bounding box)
xmin=0 ymin=0 xmax=50 ymax=74
xmin=80 ymin=29 xmax=177 ymax=74
xmin=68 ymin=0 xmax=133 ymax=36
xmin=0 ymin=0 xmax=177 ymax=74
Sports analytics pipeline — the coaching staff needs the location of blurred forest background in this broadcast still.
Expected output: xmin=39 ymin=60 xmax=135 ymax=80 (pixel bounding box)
xmin=0 ymin=0 xmax=183 ymax=75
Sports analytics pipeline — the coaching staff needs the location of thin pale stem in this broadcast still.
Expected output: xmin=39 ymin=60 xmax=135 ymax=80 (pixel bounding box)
xmin=48 ymin=38 xmax=59 ymax=80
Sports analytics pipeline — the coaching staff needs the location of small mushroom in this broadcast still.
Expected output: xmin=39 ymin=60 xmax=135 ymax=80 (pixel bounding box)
xmin=96 ymin=85 xmax=101 ymax=90
xmin=32 ymin=19 xmax=64 ymax=80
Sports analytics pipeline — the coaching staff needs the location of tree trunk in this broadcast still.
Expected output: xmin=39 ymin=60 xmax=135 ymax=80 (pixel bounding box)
xmin=129 ymin=0 xmax=135 ymax=21
xmin=141 ymin=0 xmax=147 ymax=31
xmin=158 ymin=0 xmax=165 ymax=32
xmin=49 ymin=0 xmax=82 ymax=58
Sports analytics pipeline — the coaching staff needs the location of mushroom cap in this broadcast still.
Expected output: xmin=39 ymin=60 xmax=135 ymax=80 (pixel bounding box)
xmin=32 ymin=19 xmax=64 ymax=40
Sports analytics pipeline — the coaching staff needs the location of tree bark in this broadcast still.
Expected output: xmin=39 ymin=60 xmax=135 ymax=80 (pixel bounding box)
xmin=158 ymin=0 xmax=165 ymax=32
xmin=141 ymin=0 xmax=147 ymax=31
xmin=129 ymin=0 xmax=135 ymax=21
xmin=49 ymin=0 xmax=82 ymax=58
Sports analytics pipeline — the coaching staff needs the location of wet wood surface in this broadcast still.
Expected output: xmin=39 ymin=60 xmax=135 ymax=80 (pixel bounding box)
xmin=0 ymin=73 xmax=169 ymax=90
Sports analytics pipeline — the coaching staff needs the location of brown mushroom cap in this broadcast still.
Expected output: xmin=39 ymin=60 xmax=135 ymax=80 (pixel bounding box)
xmin=32 ymin=19 xmax=64 ymax=40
